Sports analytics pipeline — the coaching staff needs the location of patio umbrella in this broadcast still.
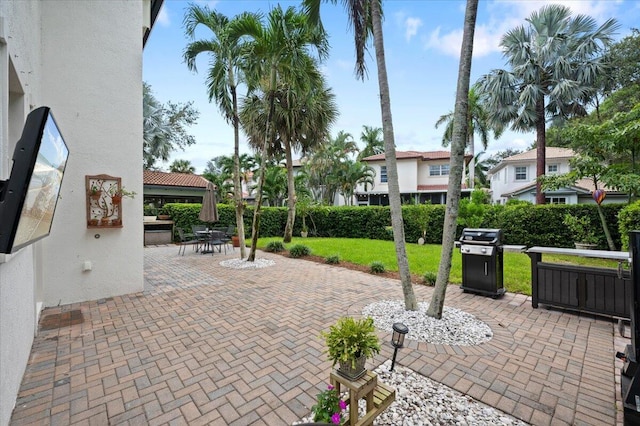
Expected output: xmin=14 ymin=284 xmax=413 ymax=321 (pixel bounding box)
xmin=199 ymin=181 xmax=218 ymax=224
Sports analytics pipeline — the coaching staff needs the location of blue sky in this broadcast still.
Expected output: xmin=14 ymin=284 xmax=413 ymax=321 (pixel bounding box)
xmin=143 ymin=0 xmax=640 ymax=173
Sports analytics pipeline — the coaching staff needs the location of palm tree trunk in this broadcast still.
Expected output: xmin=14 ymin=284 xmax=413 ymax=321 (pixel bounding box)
xmin=468 ymin=132 xmax=475 ymax=189
xmin=535 ymin=97 xmax=546 ymax=205
xmin=371 ymin=0 xmax=417 ymax=311
xmin=427 ymin=0 xmax=478 ymax=319
xmin=248 ymin=68 xmax=277 ymax=262
xmin=231 ymin=82 xmax=246 ymax=259
xmin=283 ymin=138 xmax=296 ymax=243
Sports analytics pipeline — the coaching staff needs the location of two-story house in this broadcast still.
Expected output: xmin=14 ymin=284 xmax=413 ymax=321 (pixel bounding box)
xmin=488 ymin=147 xmax=626 ymax=204
xmin=356 ymin=151 xmax=471 ymax=205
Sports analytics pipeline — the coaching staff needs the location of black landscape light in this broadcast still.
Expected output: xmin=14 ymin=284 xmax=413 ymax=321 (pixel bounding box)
xmin=390 ymin=322 xmax=408 ymax=371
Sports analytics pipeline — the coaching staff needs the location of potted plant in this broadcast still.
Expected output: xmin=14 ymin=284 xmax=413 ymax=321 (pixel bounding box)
xmin=321 ymin=316 xmax=380 ymax=380
xmin=144 ymin=206 xmax=158 ymax=222
xmin=563 ymin=213 xmax=599 ymax=249
xmin=297 ymin=196 xmax=311 ymax=238
xmin=88 ymin=184 xmax=102 ymax=200
xmin=311 ymin=384 xmax=347 ymax=424
xmin=231 ymin=228 xmax=240 ymax=247
xmin=156 ymin=207 xmax=171 ymax=221
xmin=108 ymin=186 xmax=136 ymax=204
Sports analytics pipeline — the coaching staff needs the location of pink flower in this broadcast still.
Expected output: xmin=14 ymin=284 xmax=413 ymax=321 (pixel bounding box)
xmin=327 ymin=385 xmax=334 ymax=390
xmin=331 ymin=412 xmax=341 ymax=424
xmin=339 ymin=400 xmax=347 ymax=410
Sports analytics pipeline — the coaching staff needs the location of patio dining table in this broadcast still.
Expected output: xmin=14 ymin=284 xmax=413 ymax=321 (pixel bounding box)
xmin=196 ymin=230 xmax=226 ymax=255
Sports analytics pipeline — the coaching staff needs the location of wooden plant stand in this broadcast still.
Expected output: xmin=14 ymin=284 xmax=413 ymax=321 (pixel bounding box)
xmin=329 ymin=370 xmax=395 ymax=426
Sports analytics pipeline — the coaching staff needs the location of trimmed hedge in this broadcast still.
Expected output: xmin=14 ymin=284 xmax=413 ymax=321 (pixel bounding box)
xmin=161 ymin=202 xmax=629 ymax=249
xmin=619 ymin=200 xmax=640 ymax=250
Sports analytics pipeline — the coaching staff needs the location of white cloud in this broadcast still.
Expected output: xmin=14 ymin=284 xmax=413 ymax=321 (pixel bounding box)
xmin=156 ymin=4 xmax=170 ymax=27
xmin=424 ymin=0 xmax=623 ymax=58
xmin=423 ymin=21 xmax=508 ymax=58
xmin=492 ymin=0 xmax=621 ymax=22
xmin=405 ymin=17 xmax=423 ymax=42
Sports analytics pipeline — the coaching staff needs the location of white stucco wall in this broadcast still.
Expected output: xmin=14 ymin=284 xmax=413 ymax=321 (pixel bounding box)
xmin=0 ymin=2 xmax=42 ymax=424
xmin=39 ymin=0 xmax=144 ymax=305
xmin=0 ymin=1 xmax=145 ymax=424
xmin=396 ymin=160 xmax=417 ymax=192
xmin=490 ymin=158 xmax=574 ymax=204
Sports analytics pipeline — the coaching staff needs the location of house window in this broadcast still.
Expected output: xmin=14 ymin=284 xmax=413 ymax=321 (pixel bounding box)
xmin=514 ymin=166 xmax=527 ymax=181
xmin=548 ymin=164 xmax=558 ymax=173
xmin=380 ymin=166 xmax=387 ymax=183
xmin=546 ymin=197 xmax=566 ymax=204
xmin=429 ymin=164 xmax=449 ymax=176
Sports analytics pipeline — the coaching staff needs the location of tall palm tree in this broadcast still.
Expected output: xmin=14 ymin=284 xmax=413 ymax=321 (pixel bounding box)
xmin=358 ymin=125 xmax=384 ymax=160
xmin=304 ymin=131 xmax=358 ymax=205
xmin=183 ymin=5 xmax=249 ymax=258
xmin=240 ymin=55 xmax=337 ymax=242
xmin=304 ymin=0 xmax=417 ymax=310
xmin=477 ymin=5 xmax=618 ymax=204
xmin=427 ymin=0 xmax=479 ymax=320
xmin=336 ymin=160 xmax=375 ymax=205
xmin=435 ymin=87 xmax=502 ymax=188
xmin=329 ymin=131 xmax=359 ymax=159
xmin=260 ymin=163 xmax=287 ymax=207
xmin=469 ymin=152 xmax=490 ymax=188
xmin=169 ymin=159 xmax=195 ymax=174
xmin=230 ymin=6 xmax=329 ymax=261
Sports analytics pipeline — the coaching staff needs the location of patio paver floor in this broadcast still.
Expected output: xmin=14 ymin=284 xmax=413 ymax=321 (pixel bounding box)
xmin=9 ymin=245 xmax=626 ymax=425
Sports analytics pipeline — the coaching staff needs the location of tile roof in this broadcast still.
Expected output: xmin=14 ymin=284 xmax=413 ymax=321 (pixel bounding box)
xmin=361 ymin=150 xmax=467 ymax=161
xmin=504 ymin=147 xmax=575 ymax=162
xmin=488 ymin=147 xmax=576 ymax=174
xmin=143 ymin=170 xmax=209 ymax=188
xmin=501 ymin=178 xmax=620 ymax=197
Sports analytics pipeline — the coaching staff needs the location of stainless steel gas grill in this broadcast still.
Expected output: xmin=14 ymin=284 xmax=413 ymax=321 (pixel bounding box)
xmin=459 ymin=228 xmax=505 ymax=298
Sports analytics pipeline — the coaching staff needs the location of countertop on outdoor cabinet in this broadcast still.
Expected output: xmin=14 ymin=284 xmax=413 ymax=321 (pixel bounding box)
xmin=527 ymin=246 xmax=631 ymax=261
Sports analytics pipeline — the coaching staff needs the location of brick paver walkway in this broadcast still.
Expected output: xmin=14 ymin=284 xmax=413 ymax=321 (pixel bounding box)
xmin=10 ymin=245 xmax=624 ymax=425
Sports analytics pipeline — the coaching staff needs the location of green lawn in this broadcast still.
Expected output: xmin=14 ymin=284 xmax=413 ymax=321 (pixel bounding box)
xmin=257 ymin=237 xmax=629 ymax=296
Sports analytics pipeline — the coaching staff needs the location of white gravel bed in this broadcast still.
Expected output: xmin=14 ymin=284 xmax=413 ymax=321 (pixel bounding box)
xmin=362 ymin=300 xmax=493 ymax=346
xmin=372 ymin=360 xmax=527 ymax=425
xmin=219 ymin=258 xmax=275 ymax=269
xmin=294 ymin=301 xmax=521 ymax=425
xmin=296 ymin=360 xmax=527 ymax=426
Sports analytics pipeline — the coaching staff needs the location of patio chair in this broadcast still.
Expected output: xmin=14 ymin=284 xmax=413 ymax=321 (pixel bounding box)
xmin=191 ymin=225 xmax=208 ymax=251
xmin=207 ymin=230 xmax=227 ymax=255
xmin=221 ymin=225 xmax=235 ymax=251
xmin=176 ymin=227 xmax=200 ymax=256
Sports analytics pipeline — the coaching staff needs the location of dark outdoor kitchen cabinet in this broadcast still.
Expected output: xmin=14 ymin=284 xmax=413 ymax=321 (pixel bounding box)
xmin=528 ymin=248 xmax=632 ymax=319
xmin=461 ymin=251 xmax=504 ymax=294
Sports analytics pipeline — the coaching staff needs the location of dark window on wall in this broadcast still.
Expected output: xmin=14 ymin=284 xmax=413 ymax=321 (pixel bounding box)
xmin=380 ymin=166 xmax=388 ymax=183
xmin=515 ymin=166 xmax=527 ymax=181
xmin=369 ymin=194 xmax=389 ymax=206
